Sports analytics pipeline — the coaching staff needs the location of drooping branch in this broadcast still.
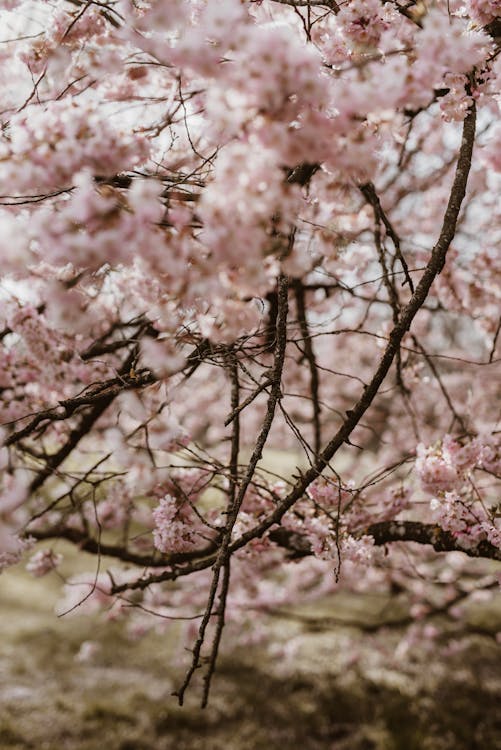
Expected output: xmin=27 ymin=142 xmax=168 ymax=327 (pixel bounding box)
xmin=175 ymin=274 xmax=290 ymax=706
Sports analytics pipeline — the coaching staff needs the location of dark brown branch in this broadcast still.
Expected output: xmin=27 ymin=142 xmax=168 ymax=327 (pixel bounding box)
xmin=489 ymin=315 xmax=501 ymax=363
xmin=5 ymin=334 xmax=209 ymax=452
xmin=367 ymin=520 xmax=501 ymax=561
xmin=28 ymin=526 xmax=217 ymax=567
xmin=29 ymin=396 xmax=117 ymax=494
xmin=201 ymin=560 xmax=231 ymax=709
xmin=270 ymin=521 xmax=501 ymax=562
xmin=361 ymin=183 xmax=407 ymax=391
xmin=65 ymin=0 xmax=122 ymax=28
xmin=224 ymin=378 xmax=271 ymax=427
xmin=231 ymin=97 xmax=477 ymax=552
xmin=198 ymin=354 xmax=241 ymax=706
xmin=5 ymin=370 xmax=154 ymax=446
xmin=23 ymin=352 xmax=149 ymax=493
xmin=286 ymin=162 xmax=320 ymax=185
xmin=227 ymin=352 xmax=241 ymax=508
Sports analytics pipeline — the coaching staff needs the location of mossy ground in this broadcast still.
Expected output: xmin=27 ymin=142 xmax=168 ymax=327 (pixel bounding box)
xmin=1 ymin=552 xmax=501 ymax=750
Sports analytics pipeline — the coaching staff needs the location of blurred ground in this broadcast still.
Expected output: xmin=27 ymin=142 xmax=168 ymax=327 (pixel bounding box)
xmin=1 ymin=551 xmax=501 ymax=750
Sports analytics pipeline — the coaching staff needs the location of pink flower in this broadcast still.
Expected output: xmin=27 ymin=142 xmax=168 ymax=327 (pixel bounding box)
xmin=74 ymin=640 xmax=101 ymax=663
xmin=0 ymin=100 xmax=149 ymax=193
xmin=415 ymin=443 xmax=460 ymax=493
xmin=152 ymin=491 xmax=211 ymax=554
xmin=26 ymin=548 xmax=62 ymax=577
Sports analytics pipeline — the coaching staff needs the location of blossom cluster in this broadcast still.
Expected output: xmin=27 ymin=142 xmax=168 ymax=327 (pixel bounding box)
xmin=466 ymin=0 xmax=501 ymax=25
xmin=415 ymin=434 xmax=500 ymax=494
xmin=439 ymin=73 xmax=475 ymax=122
xmin=32 ymin=171 xmax=164 ymax=272
xmin=18 ymin=3 xmax=107 ymax=75
xmin=0 ymin=302 xmax=111 ymax=422
xmin=416 ymin=434 xmax=501 ymax=549
xmin=198 ymin=141 xmax=301 ymax=296
xmin=26 ymin=548 xmax=62 ymax=577
xmin=0 ymin=99 xmax=149 ymax=193
xmin=152 ymin=494 xmax=203 ymax=554
xmin=151 ymin=468 xmax=217 ymax=554
xmin=429 ymin=491 xmax=501 ymax=550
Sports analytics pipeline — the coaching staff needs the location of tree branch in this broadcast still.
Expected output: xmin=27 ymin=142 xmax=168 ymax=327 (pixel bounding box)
xmin=231 ymin=96 xmax=477 ymax=552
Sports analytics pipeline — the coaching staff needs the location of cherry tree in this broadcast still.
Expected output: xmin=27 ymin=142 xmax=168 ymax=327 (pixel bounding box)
xmin=0 ymin=0 xmax=500 ymax=705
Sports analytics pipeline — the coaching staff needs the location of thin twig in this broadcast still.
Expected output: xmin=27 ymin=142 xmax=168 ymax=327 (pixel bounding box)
xmin=293 ymin=279 xmax=322 ymax=456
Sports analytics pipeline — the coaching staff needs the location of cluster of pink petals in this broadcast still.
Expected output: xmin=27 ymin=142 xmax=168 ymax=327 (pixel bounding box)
xmin=466 ymin=0 xmax=501 ymax=25
xmin=336 ymin=0 xmax=390 ymax=49
xmin=26 ymin=548 xmax=63 ymax=577
xmin=440 ymin=73 xmax=475 ymax=122
xmin=152 ymin=494 xmax=202 ymax=554
xmin=306 ymin=476 xmax=356 ymax=509
xmin=416 ymin=434 xmax=500 ymax=495
xmin=33 ymin=171 xmax=164 ymax=272
xmin=151 ymin=468 xmax=216 ymax=554
xmin=18 ymin=4 xmax=107 ymax=75
xmin=0 ymin=99 xmax=149 ymax=193
xmin=430 ymin=492 xmax=501 ymax=550
xmin=198 ymin=141 xmax=300 ymax=294
xmin=415 ymin=436 xmax=478 ymax=494
xmin=416 ymin=434 xmax=501 ymax=550
xmin=0 ymin=303 xmax=111 ymax=421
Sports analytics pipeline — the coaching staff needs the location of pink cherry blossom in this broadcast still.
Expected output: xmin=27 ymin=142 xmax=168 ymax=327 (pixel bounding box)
xmin=0 ymin=0 xmax=499 ymax=704
xmin=26 ymin=548 xmax=62 ymax=577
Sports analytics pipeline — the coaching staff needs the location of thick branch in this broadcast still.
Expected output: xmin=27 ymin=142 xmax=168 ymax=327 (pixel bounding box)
xmin=367 ymin=520 xmax=501 ymax=561
xmin=28 ymin=527 xmax=217 ymax=567
xmin=270 ymin=522 xmax=501 ymax=562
